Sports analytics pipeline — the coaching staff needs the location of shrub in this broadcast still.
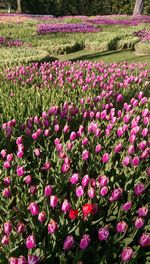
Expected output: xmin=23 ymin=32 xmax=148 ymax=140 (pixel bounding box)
xmin=135 ymin=41 xmax=150 ymax=55
xmin=0 ymin=47 xmax=50 ymax=65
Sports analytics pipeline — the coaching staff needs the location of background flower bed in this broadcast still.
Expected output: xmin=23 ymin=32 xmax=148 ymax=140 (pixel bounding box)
xmin=0 ymin=60 xmax=150 ymax=263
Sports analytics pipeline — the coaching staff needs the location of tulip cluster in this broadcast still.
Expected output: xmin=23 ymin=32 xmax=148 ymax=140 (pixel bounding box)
xmin=88 ymin=15 xmax=150 ymax=26
xmin=37 ymin=23 xmax=100 ymax=34
xmin=133 ymin=29 xmax=150 ymax=42
xmin=0 ymin=36 xmax=31 ymax=48
xmin=0 ymin=60 xmax=150 ymax=263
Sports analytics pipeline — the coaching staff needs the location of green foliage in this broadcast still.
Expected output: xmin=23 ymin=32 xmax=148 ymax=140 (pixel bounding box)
xmin=5 ymin=0 xmax=150 ymax=16
xmin=135 ymin=41 xmax=150 ymax=55
xmin=0 ymin=47 xmax=50 ymax=65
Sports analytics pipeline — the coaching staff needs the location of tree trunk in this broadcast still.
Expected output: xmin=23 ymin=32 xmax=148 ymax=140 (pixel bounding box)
xmin=17 ymin=0 xmax=22 ymax=13
xmin=133 ymin=0 xmax=144 ymax=16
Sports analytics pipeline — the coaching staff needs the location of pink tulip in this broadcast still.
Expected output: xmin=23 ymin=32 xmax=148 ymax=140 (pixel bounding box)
xmin=116 ymin=221 xmax=128 ymax=233
xmin=139 ymin=233 xmax=150 ymax=247
xmin=82 ymin=150 xmax=90 ymax=161
xmin=70 ymin=173 xmax=79 ymax=184
xmin=28 ymin=202 xmax=39 ymax=216
xmin=25 ymin=235 xmax=36 ymax=249
xmin=122 ymin=201 xmax=132 ymax=211
xmin=48 ymin=219 xmax=58 ymax=234
xmin=38 ymin=211 xmax=46 ymax=223
xmin=63 ymin=235 xmax=74 ymax=250
xmin=61 ymin=199 xmax=70 ymax=213
xmin=135 ymin=217 xmax=144 ymax=229
xmin=79 ymin=234 xmax=91 ymax=250
xmin=134 ymin=183 xmax=145 ymax=196
xmin=76 ymin=186 xmax=84 ymax=197
xmin=138 ymin=207 xmax=148 ymax=217
xmin=50 ymin=195 xmax=58 ymax=208
xmin=102 ymin=153 xmax=109 ymax=163
xmin=4 ymin=221 xmax=12 ymax=234
xmin=121 ymin=247 xmax=134 ymax=262
xmin=98 ymin=227 xmax=109 ymax=240
xmin=44 ymin=185 xmax=52 ymax=196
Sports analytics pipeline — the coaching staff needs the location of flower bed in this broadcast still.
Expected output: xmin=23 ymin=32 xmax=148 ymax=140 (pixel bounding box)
xmin=37 ymin=23 xmax=100 ymax=34
xmin=0 ymin=36 xmax=31 ymax=48
xmin=0 ymin=61 xmax=150 ymax=263
xmin=133 ymin=30 xmax=150 ymax=42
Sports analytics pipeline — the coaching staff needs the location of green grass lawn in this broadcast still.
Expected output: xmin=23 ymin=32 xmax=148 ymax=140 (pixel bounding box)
xmin=58 ymin=49 xmax=150 ymax=65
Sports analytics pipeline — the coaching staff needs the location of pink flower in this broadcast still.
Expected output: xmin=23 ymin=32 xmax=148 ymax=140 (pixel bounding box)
xmin=116 ymin=221 xmax=128 ymax=233
xmin=17 ymin=150 xmax=24 ymax=158
xmin=141 ymin=128 xmax=148 ymax=137
xmin=139 ymin=233 xmax=150 ymax=247
xmin=41 ymin=161 xmax=51 ymax=171
xmin=134 ymin=183 xmax=145 ymax=196
xmin=82 ymin=137 xmax=88 ymax=146
xmin=48 ymin=219 xmax=58 ymax=234
xmin=61 ymin=162 xmax=70 ymax=173
xmin=117 ymin=127 xmax=124 ymax=137
xmin=95 ymin=144 xmax=102 ymax=153
xmin=122 ymin=201 xmax=132 ymax=211
xmin=18 ymin=256 xmax=27 ymax=264
xmin=122 ymin=156 xmax=130 ymax=167
xmin=38 ymin=211 xmax=46 ymax=223
xmin=128 ymin=145 xmax=135 ymax=155
xmin=70 ymin=173 xmax=79 ymax=184
xmin=7 ymin=154 xmax=13 ymax=162
xmin=34 ymin=148 xmax=41 ymax=157
xmin=87 ymin=187 xmax=95 ymax=199
xmin=82 ymin=150 xmax=90 ymax=161
xmin=3 ymin=176 xmax=11 ymax=186
xmin=121 ymin=247 xmax=134 ymax=262
xmin=138 ymin=207 xmax=148 ymax=217
xmin=98 ymin=227 xmax=109 ymax=241
xmin=17 ymin=222 xmax=25 ymax=234
xmin=44 ymin=185 xmax=52 ymax=196
xmin=50 ymin=195 xmax=58 ymax=208
xmin=2 ymin=187 xmax=11 ymax=197
xmin=4 ymin=221 xmax=12 ymax=234
xmin=63 ymin=235 xmax=74 ymax=250
xmin=98 ymin=175 xmax=109 ymax=186
xmin=1 ymin=235 xmax=9 ymax=245
xmin=81 ymin=175 xmax=90 ymax=187
xmin=61 ymin=199 xmax=70 ymax=213
xmin=70 ymin=131 xmax=76 ymax=141
xmin=132 ymin=156 xmax=140 ymax=167
xmin=102 ymin=153 xmax=109 ymax=163
xmin=110 ymin=188 xmax=122 ymax=202
xmin=28 ymin=202 xmax=39 ymax=216
xmin=76 ymin=186 xmax=84 ymax=197
xmin=3 ymin=161 xmax=11 ymax=169
xmin=24 ymin=175 xmax=32 ymax=185
xmin=100 ymin=186 xmax=108 ymax=197
xmin=25 ymin=235 xmax=36 ymax=249
xmin=1 ymin=149 xmax=7 ymax=158
xmin=114 ymin=143 xmax=122 ymax=153
xmin=79 ymin=234 xmax=91 ymax=250
xmin=16 ymin=166 xmax=25 ymax=177
xmin=9 ymin=257 xmax=18 ymax=264
xmin=135 ymin=217 xmax=144 ymax=229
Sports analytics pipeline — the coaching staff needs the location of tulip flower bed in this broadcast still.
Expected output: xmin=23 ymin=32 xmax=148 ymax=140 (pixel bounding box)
xmin=0 ymin=36 xmax=31 ymax=48
xmin=133 ymin=30 xmax=150 ymax=42
xmin=88 ymin=15 xmax=150 ymax=26
xmin=0 ymin=60 xmax=150 ymax=264
xmin=37 ymin=23 xmax=100 ymax=34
